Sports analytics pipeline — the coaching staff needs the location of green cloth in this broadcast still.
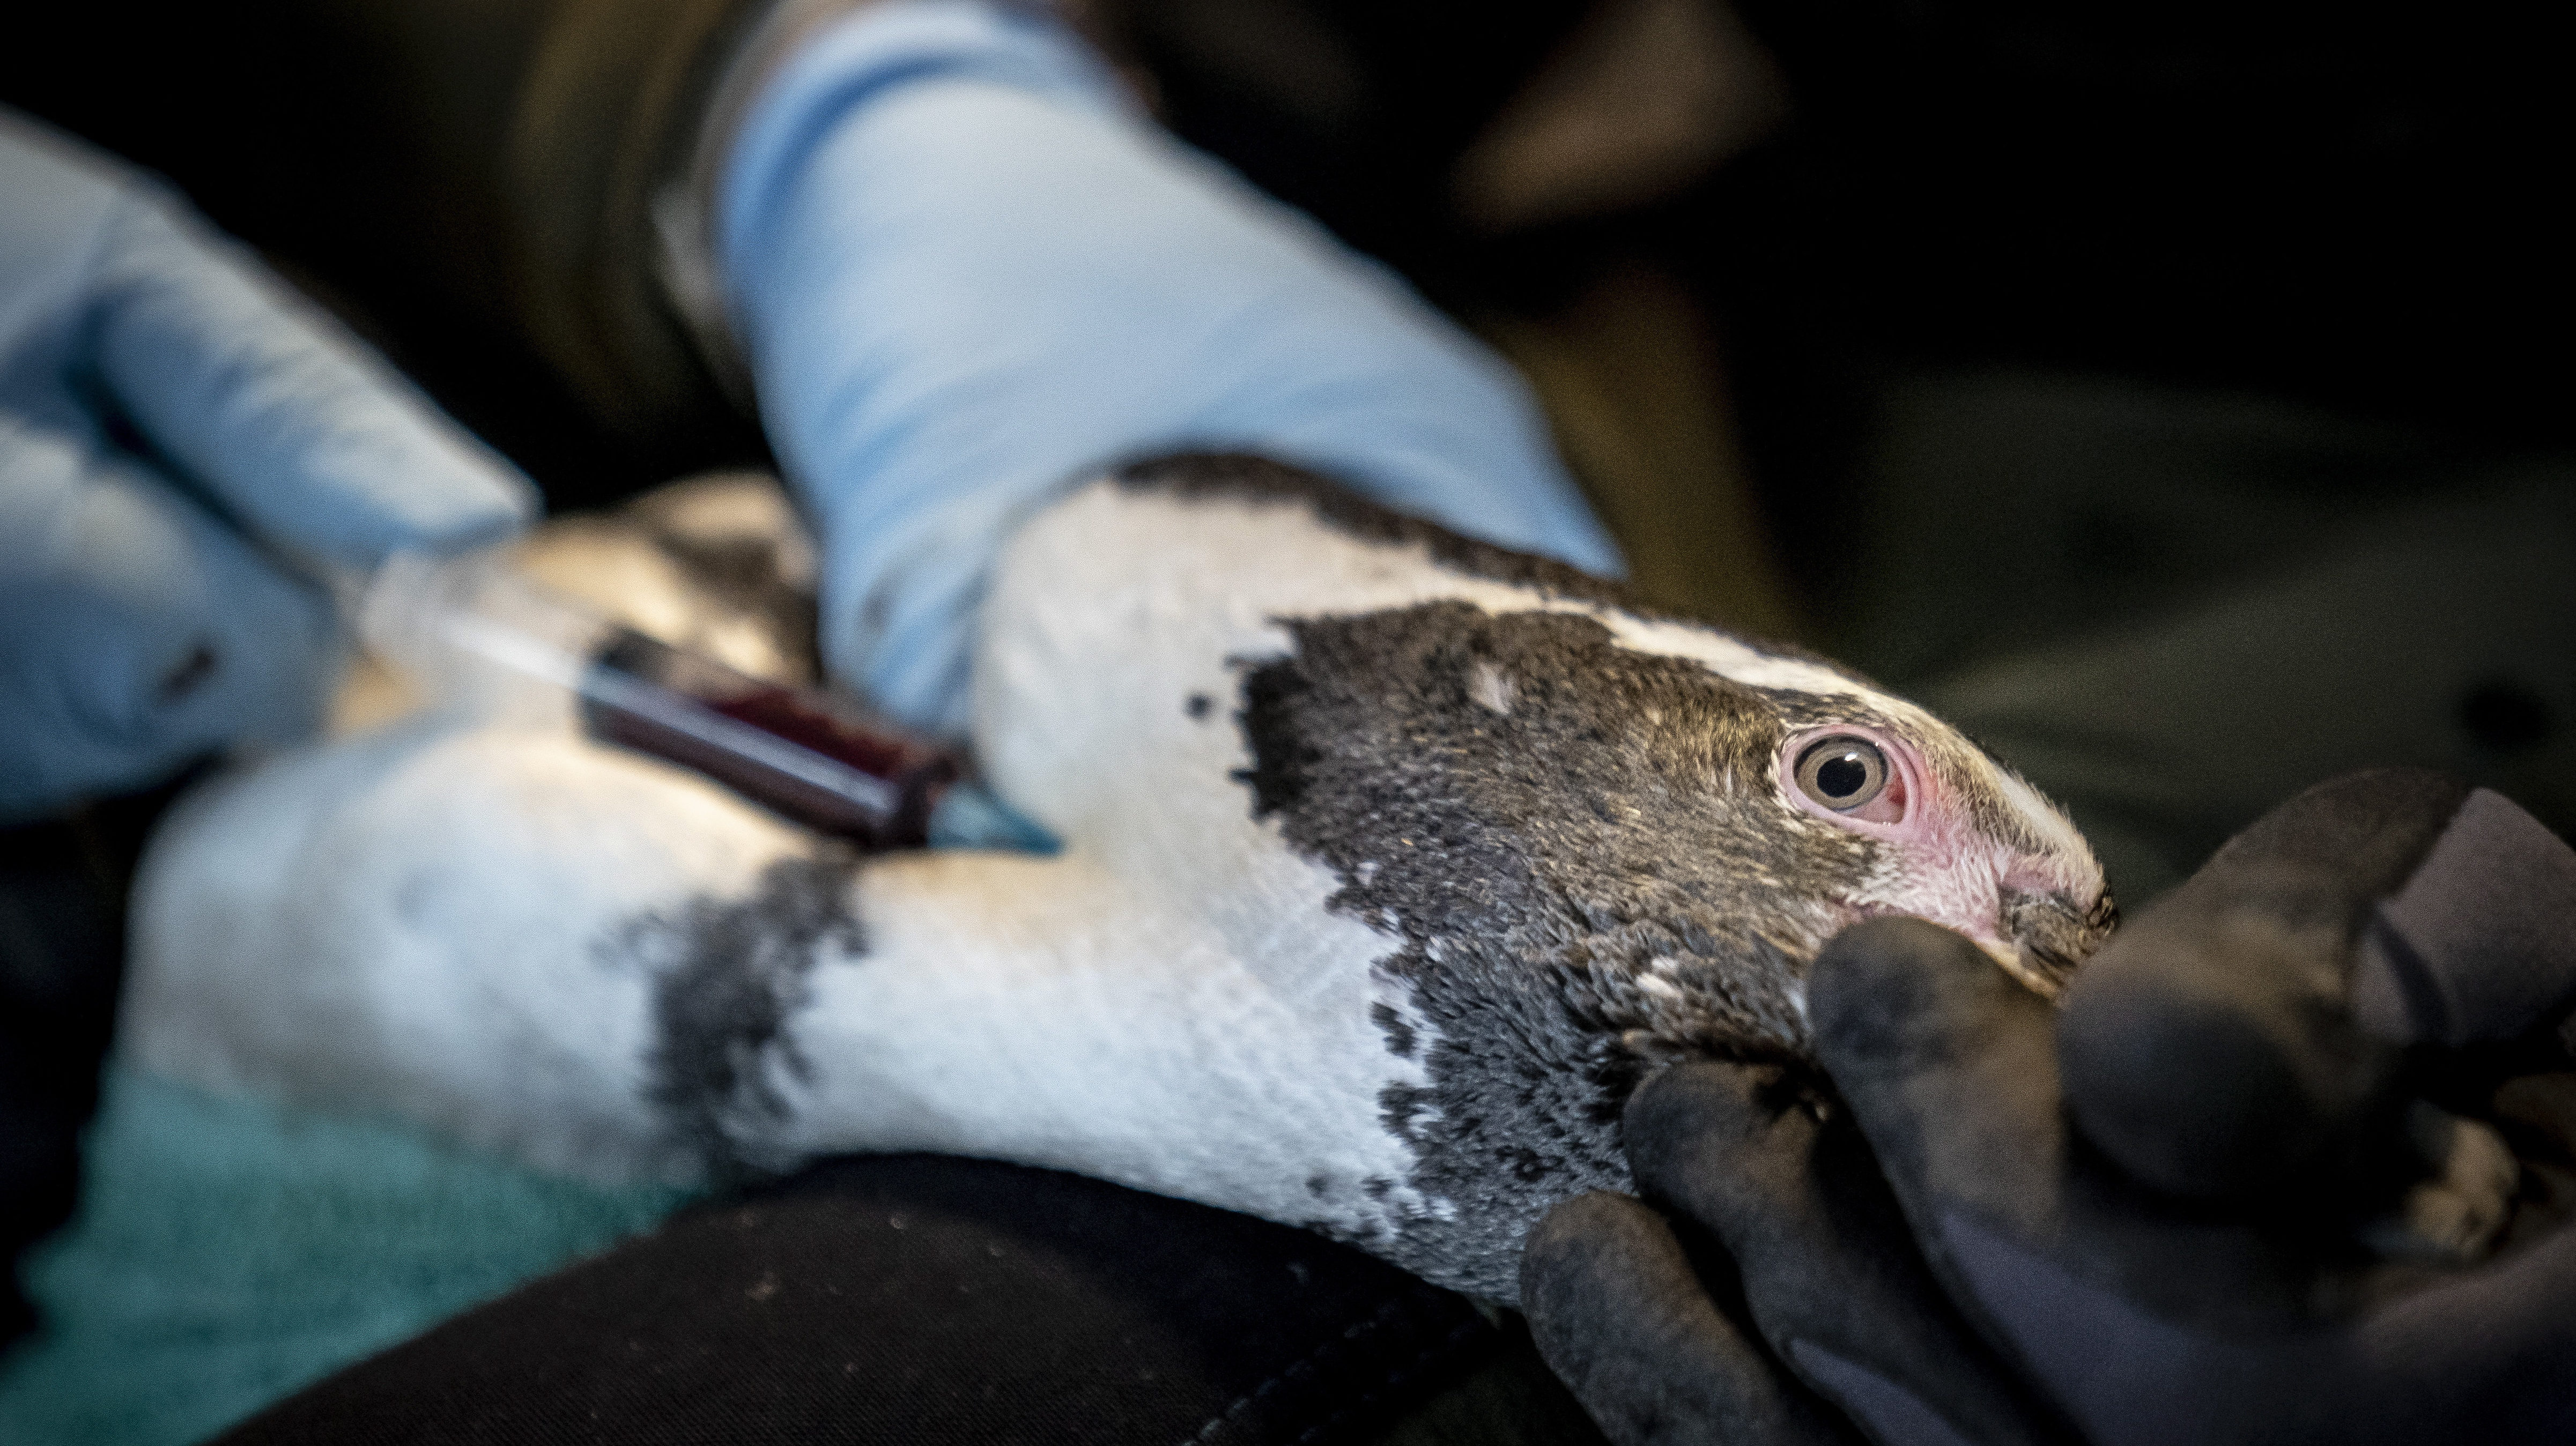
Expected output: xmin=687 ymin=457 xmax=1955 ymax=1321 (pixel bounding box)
xmin=0 ymin=1064 xmax=691 ymax=1446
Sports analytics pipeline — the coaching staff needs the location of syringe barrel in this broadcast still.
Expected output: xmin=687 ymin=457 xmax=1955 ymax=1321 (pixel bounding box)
xmin=358 ymin=550 xmax=958 ymax=848
xmin=581 ymin=628 xmax=956 ymax=847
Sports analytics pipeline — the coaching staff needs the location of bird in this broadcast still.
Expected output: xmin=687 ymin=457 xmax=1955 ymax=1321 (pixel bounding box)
xmin=124 ymin=452 xmax=2114 ymax=1303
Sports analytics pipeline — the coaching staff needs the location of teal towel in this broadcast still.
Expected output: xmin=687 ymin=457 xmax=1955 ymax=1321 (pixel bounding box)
xmin=0 ymin=1064 xmax=692 ymax=1445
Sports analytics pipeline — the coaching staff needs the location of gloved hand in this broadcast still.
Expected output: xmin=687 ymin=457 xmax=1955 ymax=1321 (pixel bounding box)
xmin=1 ymin=109 xmax=534 ymax=822
xmin=1526 ymin=767 xmax=2576 ymax=1445
xmin=713 ymin=0 xmax=1619 ymax=736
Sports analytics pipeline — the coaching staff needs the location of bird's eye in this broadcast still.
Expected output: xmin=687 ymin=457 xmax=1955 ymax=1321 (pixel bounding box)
xmin=1795 ymin=736 xmax=1891 ymax=814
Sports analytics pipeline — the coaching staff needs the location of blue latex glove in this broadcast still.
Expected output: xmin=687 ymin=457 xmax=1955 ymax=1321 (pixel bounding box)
xmin=717 ymin=0 xmax=1620 ymax=736
xmin=1 ymin=110 xmax=535 ymax=821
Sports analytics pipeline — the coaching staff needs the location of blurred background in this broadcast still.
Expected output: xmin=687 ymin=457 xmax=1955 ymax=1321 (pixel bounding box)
xmin=6 ymin=1 xmax=2566 ymax=659
xmin=9 ymin=0 xmax=2566 ymax=749
xmin=9 ymin=2 xmax=2565 ymax=637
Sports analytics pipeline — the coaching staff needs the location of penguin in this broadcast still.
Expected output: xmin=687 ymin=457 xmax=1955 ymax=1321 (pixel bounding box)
xmin=123 ymin=453 xmax=2114 ymax=1303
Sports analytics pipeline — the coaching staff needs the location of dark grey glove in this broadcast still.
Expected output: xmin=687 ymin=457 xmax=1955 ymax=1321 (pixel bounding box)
xmin=1526 ymin=768 xmax=2576 ymax=1445
xmin=1523 ymin=1055 xmax=2070 ymax=1446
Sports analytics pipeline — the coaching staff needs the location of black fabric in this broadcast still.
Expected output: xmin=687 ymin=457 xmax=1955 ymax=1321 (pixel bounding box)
xmin=0 ymin=823 xmax=122 ymax=1351
xmin=211 ymin=1153 xmax=1512 ymax=1446
xmin=0 ymin=772 xmax=199 ymax=1352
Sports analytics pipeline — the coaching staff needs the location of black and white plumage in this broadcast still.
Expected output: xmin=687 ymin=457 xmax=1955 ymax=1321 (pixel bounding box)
xmin=125 ymin=455 xmax=2113 ymax=1302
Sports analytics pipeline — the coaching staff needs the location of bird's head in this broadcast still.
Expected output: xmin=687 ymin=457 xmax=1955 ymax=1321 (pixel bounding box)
xmin=1240 ymin=597 xmax=2113 ymax=1063
xmin=1234 ymin=592 xmax=2112 ymax=1299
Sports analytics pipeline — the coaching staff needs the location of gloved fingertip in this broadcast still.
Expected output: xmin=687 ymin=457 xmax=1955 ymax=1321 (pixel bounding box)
xmin=1625 ymin=1059 xmax=1776 ymax=1161
xmin=1522 ymin=1193 xmax=1859 ymax=1446
xmin=2059 ymin=918 xmax=2403 ymax=1200
xmin=90 ymin=191 xmax=540 ymax=566
xmin=2061 ymin=780 xmax=2576 ymax=1203
xmin=1807 ymin=919 xmax=2070 ymax=1218
xmin=2355 ymin=787 xmax=2576 ymax=1048
xmin=2054 ymin=770 xmax=2507 ymax=1202
xmin=1520 ymin=1192 xmax=1704 ymax=1366
xmin=1621 ymin=1059 xmax=1813 ymax=1218
xmin=1810 ymin=917 xmax=2048 ymax=1080
xmin=0 ymin=456 xmax=339 ymax=817
xmin=1522 ymin=1190 xmax=1665 ymax=1281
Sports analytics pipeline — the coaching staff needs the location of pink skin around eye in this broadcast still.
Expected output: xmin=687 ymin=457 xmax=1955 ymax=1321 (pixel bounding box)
xmin=1778 ymin=725 xmax=2031 ymax=962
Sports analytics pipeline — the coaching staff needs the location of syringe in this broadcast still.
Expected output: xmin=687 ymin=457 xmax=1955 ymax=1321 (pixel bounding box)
xmin=353 ymin=550 xmax=1054 ymax=852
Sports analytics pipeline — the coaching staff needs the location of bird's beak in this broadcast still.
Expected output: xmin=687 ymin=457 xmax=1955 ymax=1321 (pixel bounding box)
xmin=1997 ymin=888 xmax=2118 ymax=1000
xmin=1959 ymin=931 xmax=2064 ymax=999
